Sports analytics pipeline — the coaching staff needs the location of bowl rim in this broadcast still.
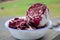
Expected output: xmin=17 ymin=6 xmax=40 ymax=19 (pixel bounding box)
xmin=5 ymin=16 xmax=52 ymax=31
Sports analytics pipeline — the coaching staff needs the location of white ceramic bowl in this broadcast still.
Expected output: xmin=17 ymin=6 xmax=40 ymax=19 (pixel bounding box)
xmin=5 ymin=17 xmax=52 ymax=40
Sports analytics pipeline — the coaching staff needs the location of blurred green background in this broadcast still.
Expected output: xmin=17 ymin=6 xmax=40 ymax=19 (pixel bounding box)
xmin=0 ymin=0 xmax=60 ymax=18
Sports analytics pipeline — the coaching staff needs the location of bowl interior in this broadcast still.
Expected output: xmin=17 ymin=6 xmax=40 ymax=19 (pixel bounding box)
xmin=5 ymin=17 xmax=52 ymax=31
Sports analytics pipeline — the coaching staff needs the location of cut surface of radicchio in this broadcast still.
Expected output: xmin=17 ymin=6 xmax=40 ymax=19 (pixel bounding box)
xmin=26 ymin=3 xmax=48 ymax=27
xmin=9 ymin=18 xmax=29 ymax=30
